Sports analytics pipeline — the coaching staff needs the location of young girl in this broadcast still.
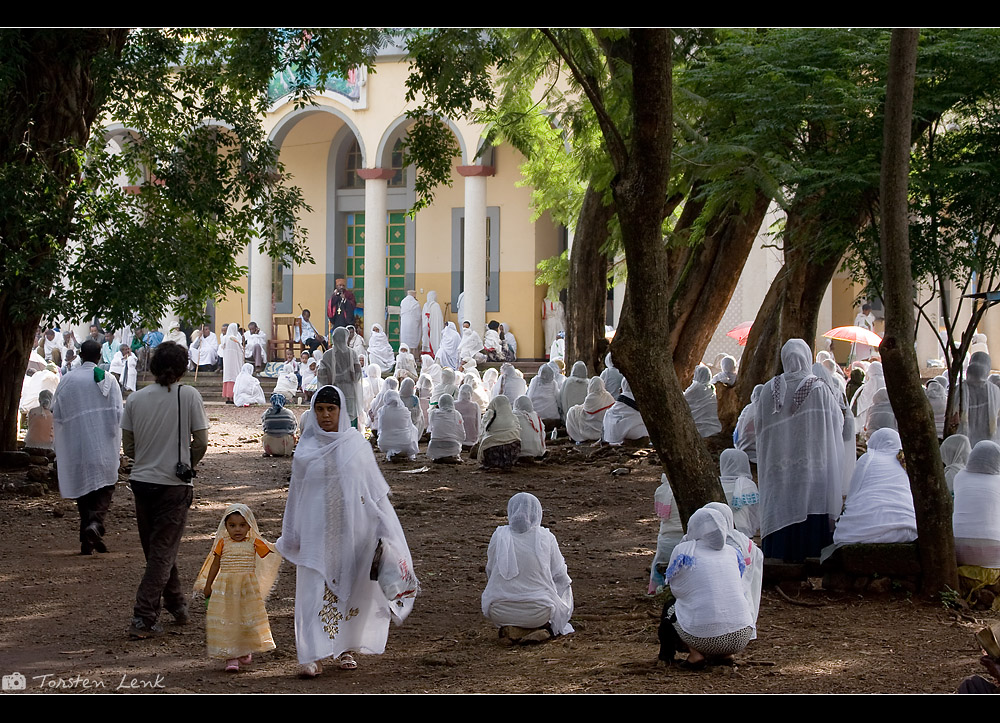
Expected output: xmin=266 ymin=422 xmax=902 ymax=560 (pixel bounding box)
xmin=194 ymin=504 xmax=282 ymax=672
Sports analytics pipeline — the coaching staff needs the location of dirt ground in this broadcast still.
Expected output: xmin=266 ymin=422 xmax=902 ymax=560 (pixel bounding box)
xmin=0 ymin=403 xmax=992 ymax=694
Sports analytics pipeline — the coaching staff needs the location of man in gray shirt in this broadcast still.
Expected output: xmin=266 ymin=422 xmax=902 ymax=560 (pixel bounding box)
xmin=122 ymin=341 xmax=209 ymax=639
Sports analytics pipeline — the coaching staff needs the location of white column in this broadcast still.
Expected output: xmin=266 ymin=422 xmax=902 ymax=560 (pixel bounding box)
xmin=462 ymin=173 xmax=488 ymax=336
xmin=816 ymin=282 xmax=833 ymax=353
xmin=249 ymin=239 xmax=272 ymax=342
xmin=362 ymin=175 xmax=389 ymax=341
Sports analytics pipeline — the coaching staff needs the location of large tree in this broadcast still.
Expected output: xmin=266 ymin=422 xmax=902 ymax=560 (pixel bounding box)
xmin=0 ymin=28 xmax=386 ymax=451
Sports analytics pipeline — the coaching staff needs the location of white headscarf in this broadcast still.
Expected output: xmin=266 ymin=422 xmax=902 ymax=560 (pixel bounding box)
xmin=193 ymin=503 xmax=281 ymax=600
xmin=394 ymin=343 xmax=418 ymax=381
xmin=734 ymin=384 xmax=764 ymax=463
xmin=965 ymin=361 xmax=1000 ymax=446
xmin=495 ymin=363 xmax=527 ymax=405
xmin=427 ymin=393 xmax=465 ymax=459
xmin=711 ymin=355 xmax=737 ymax=386
xmin=566 ymin=377 xmax=615 ymax=443
xmin=600 ymin=352 xmax=623 ymax=400
xmin=376 ymin=389 xmax=419 ymax=460
xmin=719 ymin=448 xmax=760 ymax=538
xmin=602 ymin=378 xmax=649 ymax=444
xmin=454 ymin=383 xmax=481 ymax=446
xmin=458 ymin=322 xmax=484 ymax=361
xmin=478 ymin=395 xmax=521 ymax=459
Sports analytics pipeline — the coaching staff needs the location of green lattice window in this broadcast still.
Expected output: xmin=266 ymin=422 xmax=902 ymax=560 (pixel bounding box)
xmin=345 ymin=211 xmax=407 ymax=346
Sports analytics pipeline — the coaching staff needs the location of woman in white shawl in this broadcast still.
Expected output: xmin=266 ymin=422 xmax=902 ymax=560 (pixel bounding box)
xmin=813 ymin=361 xmax=857 ymax=497
xmin=455 ymin=384 xmax=481 ymax=447
xmin=684 ymin=364 xmax=723 ymax=437
xmin=925 ymin=379 xmax=948 ymax=438
xmin=704 ymin=502 xmax=762 ymax=642
xmin=601 ymin=352 xmax=623 ymax=400
xmin=832 ymin=428 xmax=917 ymax=547
xmin=661 ymin=507 xmax=753 ymax=668
xmin=482 ymin=367 xmax=500 ymax=399
xmin=430 ymin=367 xmax=459 ymax=408
xmin=275 ymin=386 xmax=418 ymax=677
xmin=419 ymin=354 xmax=442 ymax=388
xmin=851 ymin=360 xmax=886 ymax=433
xmin=500 ymin=323 xmax=517 ymax=360
xmin=478 ymin=395 xmax=522 ymax=470
xmin=398 ymin=377 xmax=426 ymax=439
xmin=458 ymin=321 xmax=484 ymax=363
xmin=415 ymin=374 xmax=432 ymax=432
xmin=864 ymin=387 xmax=898 ymax=439
xmin=19 ymin=363 xmax=60 ymax=414
xmin=463 ymin=370 xmax=490 ymax=413
xmin=513 ymin=396 xmax=546 ymax=459
xmin=422 ymin=290 xmax=444 ymax=356
xmin=436 ymin=321 xmax=462 ymax=370
xmin=361 ymin=364 xmax=384 ymax=423
xmin=953 ymin=440 xmax=1000 ymax=570
xmin=427 ymin=393 xmax=466 ymax=463
xmin=368 ymin=378 xmax=398 ymax=433
xmin=347 ymin=326 xmax=367 ymax=368
xmin=482 ymin=493 xmax=573 ymax=640
xmin=710 ymin=355 xmax=738 ymax=386
xmin=233 ymin=363 xmax=266 ymax=406
xmin=718 ymin=449 xmax=760 ymax=538
xmin=394 ymin=343 xmax=418 ymax=383
xmin=367 ymin=324 xmax=395 ymax=373
xmin=526 ymin=363 xmax=561 ymax=423
xmin=494 ymin=363 xmax=527 ymax=406
xmin=560 ymin=361 xmax=589 ymax=420
xmin=566 ymin=377 xmax=616 ymax=443
xmin=942 ymin=434 xmax=972 ymax=495
xmin=220 ymin=322 xmax=244 ymax=403
xmin=273 ymin=362 xmax=299 ymax=400
xmin=319 ymin=327 xmax=364 ymax=427
xmin=965 ymin=361 xmax=1000 ymax=447
xmin=755 ymin=338 xmax=843 ymax=562
xmin=376 ymin=389 xmax=418 ymax=462
xmin=733 ymin=385 xmax=764 ymax=463
xmin=603 ymin=379 xmax=649 ymax=445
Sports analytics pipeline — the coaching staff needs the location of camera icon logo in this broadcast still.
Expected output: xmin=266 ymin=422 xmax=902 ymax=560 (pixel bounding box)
xmin=2 ymin=672 xmax=26 ymax=691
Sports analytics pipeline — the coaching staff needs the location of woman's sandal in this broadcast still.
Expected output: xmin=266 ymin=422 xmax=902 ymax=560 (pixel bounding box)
xmin=298 ymin=661 xmax=322 ymax=678
xmin=677 ymin=657 xmax=707 ymax=671
xmin=339 ymin=653 xmax=358 ymax=670
xmin=225 ymin=659 xmax=240 ymax=672
xmin=238 ymin=654 xmax=253 ymax=665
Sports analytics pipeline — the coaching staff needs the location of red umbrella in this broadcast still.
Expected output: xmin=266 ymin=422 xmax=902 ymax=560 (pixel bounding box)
xmin=726 ymin=321 xmax=753 ymax=346
xmin=822 ymin=325 xmax=882 ymax=346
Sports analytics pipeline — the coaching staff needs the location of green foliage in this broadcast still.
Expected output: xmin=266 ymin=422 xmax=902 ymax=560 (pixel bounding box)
xmin=0 ymin=28 xmax=388 ymax=330
xmin=534 ymin=251 xmax=569 ymax=296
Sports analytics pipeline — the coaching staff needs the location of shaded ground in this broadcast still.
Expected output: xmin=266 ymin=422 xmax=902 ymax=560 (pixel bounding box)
xmin=0 ymin=404 xmax=991 ymax=694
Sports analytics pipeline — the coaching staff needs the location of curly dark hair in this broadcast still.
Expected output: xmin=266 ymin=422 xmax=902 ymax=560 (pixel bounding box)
xmin=150 ymin=341 xmax=188 ymax=386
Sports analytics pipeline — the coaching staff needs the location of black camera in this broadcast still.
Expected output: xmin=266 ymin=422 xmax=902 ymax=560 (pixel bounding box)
xmin=175 ymin=462 xmax=197 ymax=483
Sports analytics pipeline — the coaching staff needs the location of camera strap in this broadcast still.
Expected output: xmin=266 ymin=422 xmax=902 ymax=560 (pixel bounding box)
xmin=177 ymin=383 xmax=183 ymax=468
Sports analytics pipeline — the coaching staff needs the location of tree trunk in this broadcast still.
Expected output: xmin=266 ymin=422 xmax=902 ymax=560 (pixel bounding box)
xmin=566 ymin=183 xmax=614 ymax=374
xmin=668 ymin=188 xmax=771 ymax=386
xmin=0 ymin=30 xmax=127 ymax=451
xmin=878 ymin=28 xmax=957 ymax=595
xmin=603 ymin=31 xmax=724 ymax=524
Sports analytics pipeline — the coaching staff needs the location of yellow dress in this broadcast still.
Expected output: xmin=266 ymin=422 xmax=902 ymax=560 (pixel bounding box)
xmin=206 ymin=538 xmax=276 ymax=659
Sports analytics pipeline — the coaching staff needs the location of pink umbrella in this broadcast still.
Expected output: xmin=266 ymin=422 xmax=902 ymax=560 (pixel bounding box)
xmin=822 ymin=325 xmax=882 ymax=347
xmin=726 ymin=321 xmax=753 ymax=346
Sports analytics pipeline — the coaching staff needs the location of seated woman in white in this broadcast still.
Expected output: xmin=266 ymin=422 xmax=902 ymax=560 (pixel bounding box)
xmin=513 ymin=395 xmax=546 ymax=459
xmin=482 ymin=492 xmax=573 ymax=641
xmin=953 ymin=440 xmax=1000 ymax=570
xmin=367 ymin=324 xmax=396 ymax=374
xmin=559 ymin=362 xmax=589 ymax=421
xmin=426 ymin=393 xmax=465 ymax=463
xmin=368 ymin=377 xmax=398 ymax=434
xmin=684 ymin=364 xmax=722 ymax=437
xmin=376 ymin=390 xmax=419 ymax=462
xmin=526 ymin=363 xmax=561 ymax=423
xmin=925 ymin=379 xmax=948 ymax=438
xmin=661 ymin=507 xmax=753 ymax=667
xmin=233 ymin=363 xmax=266 ymax=406
xmin=566 ymin=377 xmax=615 ymax=444
xmin=398 ymin=377 xmax=425 ymax=439
xmin=602 ymin=379 xmax=648 ymax=445
xmin=454 ymin=384 xmax=481 ymax=448
xmin=394 ymin=343 xmax=418 ymax=383
xmin=864 ymin=388 xmax=898 ymax=440
xmin=710 ymin=355 xmax=737 ymax=386
xmin=832 ymin=428 xmax=917 ymax=546
xmin=704 ymin=502 xmax=762 ymax=641
xmin=718 ymin=449 xmax=760 ymax=538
